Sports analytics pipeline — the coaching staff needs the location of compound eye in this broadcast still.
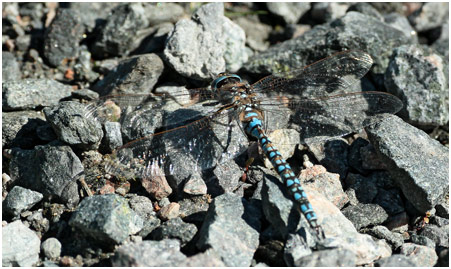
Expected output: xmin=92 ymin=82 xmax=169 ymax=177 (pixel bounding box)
xmin=211 ymin=74 xmax=242 ymax=90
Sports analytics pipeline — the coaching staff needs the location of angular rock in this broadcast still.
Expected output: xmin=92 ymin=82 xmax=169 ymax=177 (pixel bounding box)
xmin=2 ymin=51 xmax=21 ymax=81
xmin=69 ymin=194 xmax=144 ymax=245
xmin=311 ymin=2 xmax=349 ymax=23
xmin=342 ymin=204 xmax=389 ymax=230
xmin=91 ymin=3 xmax=148 ymax=57
xmin=158 ymin=202 xmax=180 ymax=221
xmin=9 ymin=144 xmax=82 ymax=207
xmin=408 ymin=2 xmax=449 ymax=32
xmin=2 ymin=220 xmax=41 ymax=267
xmin=294 ymin=248 xmax=357 ymax=267
xmin=233 ymin=16 xmax=271 ymax=52
xmin=43 ymin=8 xmax=85 ymax=67
xmin=3 ymin=186 xmax=43 ymax=217
xmin=197 ymin=192 xmax=261 ymax=267
xmin=164 ymin=2 xmax=247 ymax=80
xmin=102 ymin=121 xmax=123 ymax=152
xmin=92 ymin=53 xmax=164 ymax=96
xmin=2 ymin=110 xmax=46 ymax=149
xmin=44 ymin=101 xmax=103 ymax=150
xmin=266 ymin=3 xmax=311 ymax=24
xmin=150 ymin=217 xmax=197 ymax=247
xmin=144 ymin=3 xmax=184 ymax=25
xmin=419 ymin=224 xmax=449 ymax=248
xmin=374 ymin=254 xmax=416 ymax=267
xmin=384 ymin=45 xmax=448 ymax=126
xmin=410 ymin=234 xmax=436 ymax=249
xmin=306 ymin=138 xmax=349 ymax=179
xmin=283 ymin=233 xmax=312 ymax=267
xmin=383 ymin=12 xmax=418 ymax=43
xmin=400 ymin=243 xmax=438 ymax=267
xmin=178 ymin=249 xmax=225 ymax=267
xmin=2 ymin=79 xmax=72 ymax=111
xmin=366 ymin=225 xmax=404 ymax=249
xmin=365 ymin=114 xmax=448 ymax=213
xmin=112 ymin=239 xmax=187 ymax=266
xmin=128 ymin=195 xmax=160 ymax=237
xmin=183 ymin=175 xmax=207 ymax=195
xmin=347 ymin=3 xmax=383 ymax=21
xmin=344 ymin=173 xmax=378 ymax=205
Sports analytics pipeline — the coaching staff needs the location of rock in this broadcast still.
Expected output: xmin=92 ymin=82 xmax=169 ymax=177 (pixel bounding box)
xmin=183 ymin=175 xmax=207 ymax=195
xmin=410 ymin=234 xmax=436 ymax=249
xmin=178 ymin=196 xmax=210 ymax=225
xmin=400 ymin=243 xmax=438 ymax=267
xmin=347 ymin=3 xmax=383 ymax=21
xmin=69 ymin=194 xmax=144 ymax=245
xmin=2 ymin=220 xmax=40 ymax=267
xmin=266 ymin=3 xmax=311 ymax=24
xmin=71 ymin=89 xmax=99 ymax=101
xmin=144 ymin=3 xmax=184 ymax=25
xmin=197 ymin=192 xmax=261 ymax=267
xmin=164 ymin=2 xmax=248 ymax=80
xmin=2 ymin=51 xmax=21 ymax=81
xmin=91 ymin=3 xmax=148 ymax=57
xmin=342 ymin=204 xmax=389 ymax=230
xmin=102 ymin=121 xmax=123 ymax=152
xmin=311 ymin=2 xmax=349 ymax=23
xmin=384 ymin=45 xmax=448 ymax=126
xmin=344 ymin=173 xmax=378 ymax=205
xmin=41 ymin=237 xmax=62 ymax=259
xmin=178 ymin=249 xmax=225 ymax=267
xmin=373 ymin=188 xmax=405 ymax=216
xmin=283 ymin=233 xmax=312 ymax=267
xmin=112 ymin=239 xmax=187 ymax=266
xmin=374 ymin=254 xmax=416 ymax=266
xmin=306 ymin=138 xmax=349 ymax=179
xmin=408 ymin=2 xmax=449 ymax=32
xmin=383 ymin=12 xmax=418 ymax=43
xmin=419 ymin=224 xmax=449 ymax=248
xmin=2 ymin=110 xmax=46 ymax=149
xmin=92 ymin=53 xmax=164 ymax=96
xmin=233 ymin=16 xmax=271 ymax=52
xmin=3 ymin=186 xmax=43 ymax=217
xmin=128 ymin=195 xmax=160 ymax=237
xmin=365 ymin=115 xmax=448 ymax=213
xmin=366 ymin=225 xmax=404 ymax=249
xmin=43 ymin=8 xmax=85 ymax=67
xmin=150 ymin=217 xmax=197 ymax=247
xmin=264 ymin=129 xmax=299 ymax=169
xmin=294 ymin=248 xmax=357 ymax=267
xmin=9 ymin=144 xmax=82 ymax=207
xmin=69 ymin=3 xmax=118 ymax=32
xmin=44 ymin=101 xmax=103 ymax=150
xmin=2 ymin=79 xmax=72 ymax=111
xmin=158 ymin=202 xmax=180 ymax=221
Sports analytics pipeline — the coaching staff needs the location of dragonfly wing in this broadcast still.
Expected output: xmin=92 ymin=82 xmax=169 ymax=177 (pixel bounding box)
xmin=260 ymin=91 xmax=403 ymax=144
xmin=253 ymin=50 xmax=374 ymax=97
xmin=84 ymin=96 xmax=248 ymax=181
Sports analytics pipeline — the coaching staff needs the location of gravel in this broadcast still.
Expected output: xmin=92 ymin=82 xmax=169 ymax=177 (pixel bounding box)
xmin=2 ymin=2 xmax=448 ymax=267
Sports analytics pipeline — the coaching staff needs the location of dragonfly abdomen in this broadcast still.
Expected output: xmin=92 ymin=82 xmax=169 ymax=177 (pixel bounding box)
xmin=242 ymin=108 xmax=324 ymax=239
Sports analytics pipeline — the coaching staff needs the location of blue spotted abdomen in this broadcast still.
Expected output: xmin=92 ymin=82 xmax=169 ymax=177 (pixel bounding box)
xmin=242 ymin=107 xmax=324 ymax=238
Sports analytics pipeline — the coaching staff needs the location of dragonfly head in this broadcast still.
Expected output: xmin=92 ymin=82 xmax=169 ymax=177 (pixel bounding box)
xmin=211 ymin=73 xmax=242 ymax=92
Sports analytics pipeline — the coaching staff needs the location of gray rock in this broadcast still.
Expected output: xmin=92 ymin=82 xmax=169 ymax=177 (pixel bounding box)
xmin=283 ymin=233 xmax=312 ymax=267
xmin=144 ymin=3 xmax=184 ymax=25
xmin=112 ymin=239 xmax=187 ymax=266
xmin=150 ymin=217 xmax=197 ymax=247
xmin=2 ymin=220 xmax=40 ymax=267
xmin=374 ymin=254 xmax=416 ymax=266
xmin=373 ymin=188 xmax=405 ymax=215
xmin=233 ymin=16 xmax=271 ymax=52
xmin=69 ymin=3 xmax=118 ymax=32
xmin=41 ymin=237 xmax=62 ymax=259
xmin=347 ymin=137 xmax=370 ymax=174
xmin=3 ymin=186 xmax=43 ymax=217
xmin=2 ymin=79 xmax=72 ymax=111
xmin=43 ymin=8 xmax=85 ymax=67
xmin=435 ymin=196 xmax=449 ymax=218
xmin=131 ymin=22 xmax=174 ymax=54
xmin=2 ymin=110 xmax=46 ymax=149
xmin=306 ymin=137 xmax=349 ymax=179
xmin=384 ymin=45 xmax=448 ymax=126
xmin=311 ymin=2 xmax=349 ymax=23
xmin=164 ymin=2 xmax=248 ymax=80
xmin=347 ymin=3 xmax=383 ymax=21
xmin=384 ymin=12 xmax=419 ymax=43
xmin=2 ymin=51 xmax=21 ymax=81
xmin=69 ymin=194 xmax=144 ymax=245
xmin=408 ymin=2 xmax=449 ymax=32
xmin=91 ymin=3 xmax=148 ymax=57
xmin=367 ymin=225 xmax=404 ymax=249
xmin=9 ymin=144 xmax=82 ymax=207
xmin=71 ymin=89 xmax=100 ymax=101
xmin=266 ymin=3 xmax=311 ymax=24
xmin=365 ymin=115 xmax=448 ymax=213
xmin=294 ymin=248 xmax=357 ymax=267
xmin=344 ymin=173 xmax=378 ymax=205
xmin=400 ymin=243 xmax=438 ymax=267
xmin=44 ymin=101 xmax=103 ymax=150
xmin=410 ymin=234 xmax=436 ymax=249
xmin=183 ymin=175 xmax=207 ymax=195
xmin=342 ymin=204 xmax=389 ymax=230
xmin=92 ymin=53 xmax=164 ymax=96
xmin=419 ymin=224 xmax=449 ymax=248
xmin=178 ymin=196 xmax=210 ymax=224
xmin=197 ymin=192 xmax=261 ymax=267
xmin=178 ymin=249 xmax=225 ymax=267
xmin=102 ymin=121 xmax=123 ymax=152
xmin=26 ymin=209 xmax=50 ymax=237
xmin=128 ymin=195 xmax=160 ymax=237
xmin=244 ymin=12 xmax=410 ymax=76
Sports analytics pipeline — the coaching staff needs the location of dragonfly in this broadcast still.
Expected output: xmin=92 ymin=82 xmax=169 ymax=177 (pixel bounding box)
xmin=84 ymin=50 xmax=403 ymax=240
